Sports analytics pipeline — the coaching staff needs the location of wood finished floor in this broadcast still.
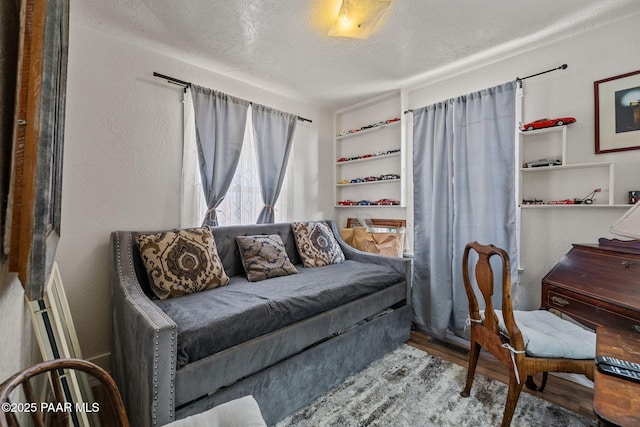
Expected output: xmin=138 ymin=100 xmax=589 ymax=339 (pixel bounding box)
xmin=407 ymin=330 xmax=596 ymax=421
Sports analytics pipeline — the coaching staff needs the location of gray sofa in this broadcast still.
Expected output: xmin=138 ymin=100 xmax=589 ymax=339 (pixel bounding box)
xmin=110 ymin=221 xmax=411 ymax=426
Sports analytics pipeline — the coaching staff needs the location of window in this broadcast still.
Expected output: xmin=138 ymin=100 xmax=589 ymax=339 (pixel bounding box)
xmin=182 ymin=96 xmax=289 ymax=227
xmin=216 ymin=116 xmax=262 ymax=225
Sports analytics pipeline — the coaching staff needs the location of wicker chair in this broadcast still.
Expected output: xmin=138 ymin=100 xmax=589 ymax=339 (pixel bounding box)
xmin=0 ymin=358 xmax=129 ymax=427
xmin=459 ymin=241 xmax=595 ymax=427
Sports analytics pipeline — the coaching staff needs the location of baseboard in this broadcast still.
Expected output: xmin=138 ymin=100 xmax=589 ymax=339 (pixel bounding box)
xmin=86 ymin=352 xmax=110 ymax=371
xmin=85 ymin=352 xmax=111 ymax=388
xmin=551 ymin=372 xmax=594 ymax=388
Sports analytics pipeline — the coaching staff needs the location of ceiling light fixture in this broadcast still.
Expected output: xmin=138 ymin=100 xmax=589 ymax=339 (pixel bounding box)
xmin=328 ymin=0 xmax=393 ymax=39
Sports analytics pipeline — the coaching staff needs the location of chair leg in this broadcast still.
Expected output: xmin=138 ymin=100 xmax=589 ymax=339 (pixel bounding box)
xmin=524 ymin=372 xmax=549 ymax=392
xmin=524 ymin=375 xmax=538 ymax=391
xmin=502 ymin=373 xmax=524 ymax=427
xmin=461 ymin=340 xmax=481 ymax=398
xmin=538 ymin=372 xmax=548 ymax=392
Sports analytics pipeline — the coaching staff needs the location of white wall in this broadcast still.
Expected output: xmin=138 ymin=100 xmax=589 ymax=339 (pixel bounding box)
xmin=58 ymin=23 xmax=332 ymax=368
xmin=0 ymin=268 xmax=33 ymax=382
xmin=406 ymin=14 xmax=640 ymax=309
xmin=59 ymin=12 xmax=640 ymax=367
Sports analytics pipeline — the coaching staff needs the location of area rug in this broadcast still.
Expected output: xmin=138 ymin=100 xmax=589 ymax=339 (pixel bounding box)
xmin=275 ymin=344 xmax=595 ymax=427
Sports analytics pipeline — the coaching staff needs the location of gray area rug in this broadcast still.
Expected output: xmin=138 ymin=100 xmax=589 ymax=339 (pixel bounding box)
xmin=275 ymin=344 xmax=595 ymax=427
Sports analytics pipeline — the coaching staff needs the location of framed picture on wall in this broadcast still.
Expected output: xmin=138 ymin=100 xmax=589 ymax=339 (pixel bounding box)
xmin=8 ymin=0 xmax=69 ymax=300
xmin=595 ymin=69 xmax=640 ymax=154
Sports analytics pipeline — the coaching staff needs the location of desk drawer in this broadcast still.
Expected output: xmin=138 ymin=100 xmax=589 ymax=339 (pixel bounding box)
xmin=542 ymin=285 xmax=640 ymax=334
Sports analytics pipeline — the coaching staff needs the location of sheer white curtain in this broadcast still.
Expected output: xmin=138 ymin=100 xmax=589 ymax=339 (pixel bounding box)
xmin=217 ymin=108 xmax=262 ymax=226
xmin=181 ymin=95 xmax=289 ymax=227
xmin=181 ymin=90 xmax=207 ymax=228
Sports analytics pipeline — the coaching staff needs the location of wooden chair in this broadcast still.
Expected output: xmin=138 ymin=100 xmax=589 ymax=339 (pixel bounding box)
xmin=0 ymin=358 xmax=129 ymax=427
xmin=459 ymin=242 xmax=594 ymax=427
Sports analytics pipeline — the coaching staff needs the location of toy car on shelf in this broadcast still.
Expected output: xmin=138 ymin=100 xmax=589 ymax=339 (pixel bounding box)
xmin=521 ymin=199 xmax=544 ymax=205
xmin=337 ymin=200 xmax=357 ymax=206
xmin=357 ymin=200 xmax=373 ymax=205
xmin=337 ymin=179 xmax=350 ymax=185
xmin=363 ymin=176 xmax=378 ymax=182
xmin=374 ymin=199 xmax=400 ymax=205
xmin=350 ymin=178 xmax=363 ymax=183
xmin=576 ymin=188 xmax=601 ymax=204
xmin=546 ymin=188 xmax=601 ymax=205
xmin=336 ymin=117 xmax=401 ymax=137
xmin=379 ymin=174 xmax=400 ymax=180
xmin=547 ymin=199 xmax=577 ymax=205
xmin=521 ymin=117 xmax=576 ymax=131
xmin=524 ymin=158 xmax=561 ymax=168
xmin=337 ymin=157 xmax=347 ymax=162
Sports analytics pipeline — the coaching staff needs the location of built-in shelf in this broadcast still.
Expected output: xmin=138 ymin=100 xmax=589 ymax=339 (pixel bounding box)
xmin=518 ymin=125 xmax=616 ymax=205
xmin=335 ymin=151 xmax=400 ymax=165
xmin=518 ymin=126 xmax=566 ymax=137
xmin=334 ymin=92 xmax=405 ymax=214
xmin=520 ymin=162 xmax=612 ymax=173
xmin=336 ymin=120 xmax=400 ymax=140
xmin=520 ymin=204 xmax=632 ymax=209
xmin=336 ymin=178 xmax=400 ymax=187
xmin=335 ymin=204 xmax=405 ymax=208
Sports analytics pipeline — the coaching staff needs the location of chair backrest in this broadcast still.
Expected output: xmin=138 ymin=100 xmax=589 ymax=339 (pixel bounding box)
xmin=462 ymin=241 xmax=525 ymax=351
xmin=0 ymin=358 xmax=129 ymax=427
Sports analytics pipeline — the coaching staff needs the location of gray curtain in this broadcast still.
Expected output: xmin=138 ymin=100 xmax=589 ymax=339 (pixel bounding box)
xmin=412 ymin=81 xmax=517 ymax=338
xmin=190 ymin=84 xmax=250 ymax=226
xmin=412 ymin=100 xmax=455 ymax=338
xmin=251 ymin=104 xmax=297 ymax=224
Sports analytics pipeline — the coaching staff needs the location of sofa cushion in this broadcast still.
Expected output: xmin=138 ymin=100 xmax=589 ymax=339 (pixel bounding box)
xmin=236 ymin=234 xmax=298 ymax=282
xmin=154 ymin=259 xmax=403 ymax=368
xmin=291 ymin=221 xmax=345 ymax=267
xmin=208 ymin=223 xmax=302 ymax=278
xmin=135 ymin=227 xmax=229 ymax=299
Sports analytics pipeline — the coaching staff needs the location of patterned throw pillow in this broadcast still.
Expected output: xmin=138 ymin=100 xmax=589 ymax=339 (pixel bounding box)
xmin=235 ymin=234 xmax=298 ymax=282
xmin=291 ymin=222 xmax=345 ymax=268
xmin=135 ymin=227 xmax=229 ymax=299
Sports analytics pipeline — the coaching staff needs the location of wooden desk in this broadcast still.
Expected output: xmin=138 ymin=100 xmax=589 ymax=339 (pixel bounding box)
xmin=594 ymin=327 xmax=640 ymax=426
xmin=542 ymin=239 xmax=640 ymax=334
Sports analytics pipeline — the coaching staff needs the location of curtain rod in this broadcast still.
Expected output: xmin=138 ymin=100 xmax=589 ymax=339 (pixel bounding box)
xmin=153 ymin=72 xmax=312 ymax=123
xmin=403 ymin=63 xmax=569 ymax=115
xmin=516 ymin=63 xmax=567 ymax=87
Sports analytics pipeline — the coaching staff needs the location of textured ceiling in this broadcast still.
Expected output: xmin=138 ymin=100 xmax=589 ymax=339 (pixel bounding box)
xmin=72 ymin=0 xmax=640 ymax=108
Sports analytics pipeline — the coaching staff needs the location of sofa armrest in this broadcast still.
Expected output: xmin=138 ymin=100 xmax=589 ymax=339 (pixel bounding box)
xmin=327 ymin=221 xmax=412 ymax=303
xmin=110 ymin=231 xmax=178 ymax=426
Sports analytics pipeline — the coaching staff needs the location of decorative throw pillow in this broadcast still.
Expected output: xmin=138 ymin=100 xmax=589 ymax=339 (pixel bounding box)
xmin=135 ymin=227 xmax=229 ymax=299
xmin=291 ymin=221 xmax=345 ymax=268
xmin=235 ymin=234 xmax=298 ymax=282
